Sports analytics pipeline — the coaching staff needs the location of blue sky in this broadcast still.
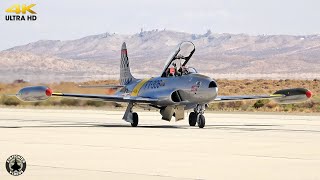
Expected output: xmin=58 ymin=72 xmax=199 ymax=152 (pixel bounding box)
xmin=0 ymin=0 xmax=319 ymax=50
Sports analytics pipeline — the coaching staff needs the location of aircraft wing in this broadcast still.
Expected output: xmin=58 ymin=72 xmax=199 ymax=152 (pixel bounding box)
xmin=213 ymin=94 xmax=283 ymax=102
xmin=213 ymin=88 xmax=312 ymax=104
xmin=52 ymin=93 xmax=158 ymax=103
xmin=14 ymin=86 xmax=158 ymax=103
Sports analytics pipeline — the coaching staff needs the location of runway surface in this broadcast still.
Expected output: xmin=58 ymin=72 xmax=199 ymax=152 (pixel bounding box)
xmin=0 ymin=108 xmax=319 ymax=180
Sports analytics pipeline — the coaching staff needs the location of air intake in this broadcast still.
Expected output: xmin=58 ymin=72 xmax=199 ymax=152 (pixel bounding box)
xmin=208 ymin=81 xmax=217 ymax=88
xmin=171 ymin=90 xmax=183 ymax=102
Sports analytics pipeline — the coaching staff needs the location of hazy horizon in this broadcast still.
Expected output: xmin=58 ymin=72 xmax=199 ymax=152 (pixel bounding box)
xmin=1 ymin=0 xmax=320 ymax=50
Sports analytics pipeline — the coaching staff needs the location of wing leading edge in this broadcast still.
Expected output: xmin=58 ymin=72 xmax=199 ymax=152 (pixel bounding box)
xmin=214 ymin=94 xmax=284 ymax=103
xmin=213 ymin=88 xmax=312 ymax=104
xmin=52 ymin=92 xmax=158 ymax=103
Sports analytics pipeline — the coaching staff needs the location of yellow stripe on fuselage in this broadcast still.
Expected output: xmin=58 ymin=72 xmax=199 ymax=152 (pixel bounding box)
xmin=131 ymin=78 xmax=151 ymax=96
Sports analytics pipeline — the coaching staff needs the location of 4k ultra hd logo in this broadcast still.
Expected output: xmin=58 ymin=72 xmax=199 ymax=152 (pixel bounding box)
xmin=5 ymin=4 xmax=37 ymax=21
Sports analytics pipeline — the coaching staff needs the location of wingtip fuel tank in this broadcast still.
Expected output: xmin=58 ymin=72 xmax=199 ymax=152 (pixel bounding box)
xmin=273 ymin=88 xmax=312 ymax=104
xmin=16 ymin=86 xmax=52 ymax=102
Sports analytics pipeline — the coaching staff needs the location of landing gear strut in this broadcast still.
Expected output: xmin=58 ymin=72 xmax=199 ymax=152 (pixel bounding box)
xmin=188 ymin=104 xmax=206 ymax=128
xmin=123 ymin=102 xmax=139 ymax=127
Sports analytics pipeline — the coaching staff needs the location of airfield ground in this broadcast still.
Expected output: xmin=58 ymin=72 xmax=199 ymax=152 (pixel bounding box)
xmin=0 ymin=108 xmax=319 ymax=180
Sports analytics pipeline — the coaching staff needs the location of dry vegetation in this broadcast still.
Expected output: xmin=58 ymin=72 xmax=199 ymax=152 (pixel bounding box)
xmin=0 ymin=79 xmax=319 ymax=113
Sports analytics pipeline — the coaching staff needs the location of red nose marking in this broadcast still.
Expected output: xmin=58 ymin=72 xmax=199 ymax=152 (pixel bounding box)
xmin=45 ymin=88 xmax=53 ymax=96
xmin=306 ymin=90 xmax=312 ymax=98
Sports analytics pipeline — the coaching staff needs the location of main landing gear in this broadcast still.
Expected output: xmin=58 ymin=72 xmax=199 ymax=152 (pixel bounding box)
xmin=123 ymin=102 xmax=139 ymax=127
xmin=131 ymin=112 xmax=139 ymax=127
xmin=188 ymin=104 xmax=206 ymax=128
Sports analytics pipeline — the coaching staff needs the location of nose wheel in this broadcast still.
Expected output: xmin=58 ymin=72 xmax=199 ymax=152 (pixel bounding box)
xmin=189 ymin=112 xmax=197 ymax=126
xmin=197 ymin=114 xmax=205 ymax=128
xmin=188 ymin=104 xmax=206 ymax=128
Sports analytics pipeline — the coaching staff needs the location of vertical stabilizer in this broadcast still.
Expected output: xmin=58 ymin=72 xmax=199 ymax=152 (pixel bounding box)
xmin=120 ymin=42 xmax=135 ymax=85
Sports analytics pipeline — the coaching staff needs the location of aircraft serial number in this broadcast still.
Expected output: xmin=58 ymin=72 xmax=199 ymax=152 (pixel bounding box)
xmin=144 ymin=80 xmax=165 ymax=89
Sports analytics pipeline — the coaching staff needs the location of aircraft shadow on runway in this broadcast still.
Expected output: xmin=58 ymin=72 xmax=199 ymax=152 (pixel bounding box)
xmin=1 ymin=118 xmax=320 ymax=132
xmin=0 ymin=124 xmax=184 ymax=129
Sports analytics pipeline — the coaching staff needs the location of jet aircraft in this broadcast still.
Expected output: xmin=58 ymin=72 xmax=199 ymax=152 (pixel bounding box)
xmin=15 ymin=41 xmax=313 ymax=128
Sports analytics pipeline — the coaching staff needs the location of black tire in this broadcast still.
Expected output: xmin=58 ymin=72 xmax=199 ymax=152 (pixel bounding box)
xmin=197 ymin=114 xmax=205 ymax=128
xmin=131 ymin=112 xmax=139 ymax=127
xmin=189 ymin=112 xmax=197 ymax=126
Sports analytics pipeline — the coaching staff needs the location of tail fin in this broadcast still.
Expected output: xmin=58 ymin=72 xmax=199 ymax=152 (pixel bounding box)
xmin=120 ymin=42 xmax=135 ymax=85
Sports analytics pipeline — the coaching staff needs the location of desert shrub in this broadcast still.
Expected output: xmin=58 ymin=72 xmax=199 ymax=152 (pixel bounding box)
xmin=1 ymin=96 xmax=20 ymax=106
xmin=266 ymin=101 xmax=277 ymax=109
xmin=114 ymin=103 xmax=123 ymax=108
xmin=282 ymin=104 xmax=294 ymax=112
xmin=253 ymin=99 xmax=269 ymax=109
xmin=234 ymin=88 xmax=240 ymax=93
xmin=240 ymin=103 xmax=251 ymax=111
xmin=304 ymin=101 xmax=317 ymax=108
xmin=85 ymin=100 xmax=106 ymax=107
xmin=47 ymin=99 xmax=62 ymax=106
xmin=33 ymin=102 xmax=41 ymax=106
xmin=225 ymin=101 xmax=243 ymax=109
xmin=30 ymin=101 xmax=51 ymax=106
xmin=245 ymin=81 xmax=252 ymax=85
xmin=60 ymin=99 xmax=81 ymax=106
xmin=218 ymin=102 xmax=227 ymax=110
xmin=239 ymin=85 xmax=246 ymax=89
xmin=208 ymin=103 xmax=219 ymax=110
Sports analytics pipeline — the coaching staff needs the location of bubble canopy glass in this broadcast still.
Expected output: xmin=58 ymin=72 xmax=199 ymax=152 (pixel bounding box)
xmin=161 ymin=41 xmax=196 ymax=77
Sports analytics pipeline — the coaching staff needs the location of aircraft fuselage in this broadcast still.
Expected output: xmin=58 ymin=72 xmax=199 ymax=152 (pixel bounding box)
xmin=117 ymin=73 xmax=218 ymax=109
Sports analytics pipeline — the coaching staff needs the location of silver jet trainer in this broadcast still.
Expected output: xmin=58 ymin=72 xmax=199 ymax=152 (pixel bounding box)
xmin=15 ymin=41 xmax=313 ymax=128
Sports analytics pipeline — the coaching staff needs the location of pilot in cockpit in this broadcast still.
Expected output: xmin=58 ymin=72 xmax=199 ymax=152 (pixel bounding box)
xmin=181 ymin=66 xmax=189 ymax=75
xmin=166 ymin=61 xmax=189 ymax=77
xmin=166 ymin=62 xmax=177 ymax=77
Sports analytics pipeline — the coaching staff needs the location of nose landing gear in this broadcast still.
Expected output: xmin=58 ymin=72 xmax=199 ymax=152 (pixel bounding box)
xmin=188 ymin=104 xmax=206 ymax=128
xmin=188 ymin=112 xmax=197 ymax=126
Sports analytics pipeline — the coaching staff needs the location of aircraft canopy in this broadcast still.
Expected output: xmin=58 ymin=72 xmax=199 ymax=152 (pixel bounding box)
xmin=161 ymin=41 xmax=195 ymax=77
